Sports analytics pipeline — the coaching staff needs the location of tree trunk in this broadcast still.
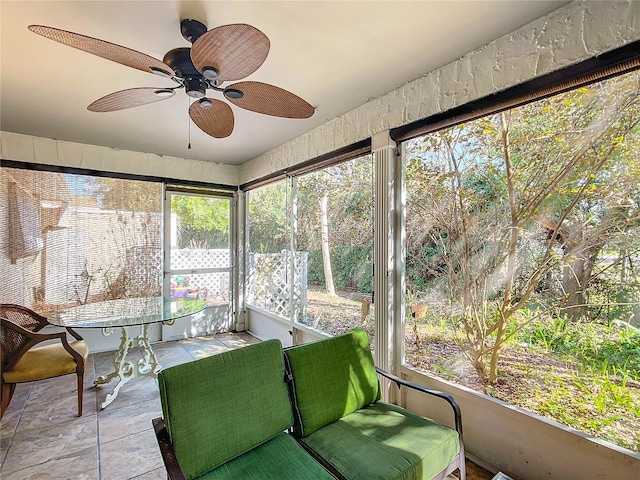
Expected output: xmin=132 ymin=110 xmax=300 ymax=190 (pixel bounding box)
xmin=561 ymin=241 xmax=598 ymax=321
xmin=320 ymin=191 xmax=336 ymax=296
xmin=489 ymin=112 xmax=518 ymax=385
xmin=562 ymin=255 xmax=589 ymax=321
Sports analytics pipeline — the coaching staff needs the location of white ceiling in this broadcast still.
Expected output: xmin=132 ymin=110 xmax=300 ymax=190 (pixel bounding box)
xmin=1 ymin=1 xmax=567 ymax=166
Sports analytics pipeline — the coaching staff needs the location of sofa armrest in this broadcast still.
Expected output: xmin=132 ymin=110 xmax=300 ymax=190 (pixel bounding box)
xmin=375 ymin=367 xmax=463 ymax=442
xmin=152 ymin=417 xmax=186 ymax=480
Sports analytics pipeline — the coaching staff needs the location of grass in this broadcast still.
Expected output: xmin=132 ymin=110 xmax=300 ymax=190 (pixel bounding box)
xmin=406 ymin=318 xmax=640 ymax=453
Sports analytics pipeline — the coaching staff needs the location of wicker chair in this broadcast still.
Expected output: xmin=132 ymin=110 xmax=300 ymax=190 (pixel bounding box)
xmin=0 ymin=304 xmax=89 ymax=419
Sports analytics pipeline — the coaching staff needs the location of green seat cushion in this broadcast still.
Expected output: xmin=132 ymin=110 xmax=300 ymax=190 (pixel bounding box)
xmin=284 ymin=330 xmax=380 ymax=437
xmin=198 ymin=433 xmax=337 ymax=480
xmin=158 ymin=339 xmax=293 ymax=480
xmin=299 ymin=402 xmax=461 ymax=480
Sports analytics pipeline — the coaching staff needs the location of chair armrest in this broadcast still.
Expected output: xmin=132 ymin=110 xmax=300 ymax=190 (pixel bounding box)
xmin=376 ymin=367 xmax=463 ymax=442
xmin=152 ymin=417 xmax=186 ymax=480
xmin=1 ymin=318 xmax=85 ymax=371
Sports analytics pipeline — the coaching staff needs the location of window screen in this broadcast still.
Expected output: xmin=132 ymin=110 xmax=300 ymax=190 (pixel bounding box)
xmin=0 ymin=167 xmax=163 ymax=316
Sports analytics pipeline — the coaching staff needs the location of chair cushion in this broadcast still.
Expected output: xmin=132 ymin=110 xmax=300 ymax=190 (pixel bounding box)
xmin=198 ymin=432 xmax=336 ymax=480
xmin=299 ymin=402 xmax=461 ymax=480
xmin=284 ymin=330 xmax=380 ymax=437
xmin=2 ymin=340 xmax=88 ymax=383
xmin=158 ymin=339 xmax=294 ymax=480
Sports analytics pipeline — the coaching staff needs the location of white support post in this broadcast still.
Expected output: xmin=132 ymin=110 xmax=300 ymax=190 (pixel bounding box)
xmin=395 ymin=144 xmax=407 ymax=373
xmin=373 ymin=131 xmax=405 ymax=402
xmin=289 ymin=175 xmax=298 ymax=342
xmin=161 ymin=183 xmax=169 ymax=298
xmin=234 ymin=190 xmax=247 ymax=331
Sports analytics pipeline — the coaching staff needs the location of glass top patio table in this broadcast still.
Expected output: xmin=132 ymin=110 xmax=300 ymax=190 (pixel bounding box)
xmin=48 ymin=297 xmax=206 ymax=409
xmin=48 ymin=296 xmax=207 ymax=328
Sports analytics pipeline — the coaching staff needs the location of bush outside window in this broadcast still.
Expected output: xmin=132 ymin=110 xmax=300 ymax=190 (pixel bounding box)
xmin=404 ymin=70 xmax=640 ymax=452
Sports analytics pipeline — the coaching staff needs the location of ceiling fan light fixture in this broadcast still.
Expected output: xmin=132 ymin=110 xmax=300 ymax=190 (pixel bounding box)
xmin=184 ymin=78 xmax=206 ymax=99
xmin=187 ymin=89 xmax=205 ymax=99
xmin=154 ymin=89 xmax=174 ymax=97
xmin=224 ymin=88 xmax=244 ymax=100
xmin=198 ymin=98 xmax=213 ymax=109
xmin=202 ymin=66 xmax=220 ymax=81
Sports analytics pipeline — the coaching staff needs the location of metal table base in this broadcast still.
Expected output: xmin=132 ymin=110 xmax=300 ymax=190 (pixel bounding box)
xmin=95 ymin=324 xmax=161 ymax=409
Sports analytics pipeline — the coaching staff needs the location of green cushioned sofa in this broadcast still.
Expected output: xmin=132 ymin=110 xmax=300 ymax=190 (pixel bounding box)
xmin=284 ymin=330 xmax=465 ymax=480
xmin=153 ymin=332 xmax=465 ymax=480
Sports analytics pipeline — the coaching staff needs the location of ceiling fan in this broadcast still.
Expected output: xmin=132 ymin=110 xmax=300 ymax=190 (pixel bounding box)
xmin=28 ymin=19 xmax=315 ymax=139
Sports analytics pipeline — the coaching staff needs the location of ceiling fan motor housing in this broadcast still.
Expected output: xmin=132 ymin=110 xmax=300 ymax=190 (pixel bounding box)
xmin=163 ymin=47 xmax=200 ymax=78
xmin=163 ymin=47 xmax=209 ymax=98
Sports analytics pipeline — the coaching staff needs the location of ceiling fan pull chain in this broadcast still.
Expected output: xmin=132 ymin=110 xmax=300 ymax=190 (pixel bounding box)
xmin=188 ymin=97 xmax=192 ymax=149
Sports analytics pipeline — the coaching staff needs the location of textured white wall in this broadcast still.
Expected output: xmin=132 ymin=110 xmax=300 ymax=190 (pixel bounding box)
xmin=239 ymin=0 xmax=640 ymax=184
xmin=0 ymin=131 xmax=239 ymax=186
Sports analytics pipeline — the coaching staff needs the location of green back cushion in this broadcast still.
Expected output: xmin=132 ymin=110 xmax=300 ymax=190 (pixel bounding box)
xmin=284 ymin=330 xmax=380 ymax=437
xmin=158 ymin=339 xmax=293 ymax=480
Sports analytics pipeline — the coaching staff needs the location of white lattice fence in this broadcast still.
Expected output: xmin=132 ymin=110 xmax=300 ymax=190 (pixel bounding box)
xmin=171 ymin=249 xmax=230 ymax=269
xmin=124 ymin=246 xmax=162 ymax=297
xmin=170 ymin=249 xmax=231 ymax=300
xmin=247 ymin=251 xmax=307 ymax=319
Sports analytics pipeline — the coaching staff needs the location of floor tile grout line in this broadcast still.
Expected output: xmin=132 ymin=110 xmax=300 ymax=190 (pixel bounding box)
xmin=92 ymin=356 xmax=104 ymax=480
xmin=0 ymin=383 xmax=32 ymax=470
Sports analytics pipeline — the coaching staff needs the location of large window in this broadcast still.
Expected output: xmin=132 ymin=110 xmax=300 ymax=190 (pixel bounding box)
xmin=403 ymin=70 xmax=640 ymax=452
xmin=246 ymin=180 xmax=294 ymax=317
xmin=245 ymin=155 xmax=374 ymax=338
xmin=0 ymin=169 xmax=235 ymax=339
xmin=296 ymin=156 xmax=374 ymax=336
xmin=1 ymin=169 xmax=162 ymax=314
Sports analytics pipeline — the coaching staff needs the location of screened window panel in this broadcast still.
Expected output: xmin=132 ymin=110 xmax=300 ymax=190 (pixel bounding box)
xmin=246 ymin=180 xmax=294 ymax=317
xmin=0 ymin=168 xmax=162 ymax=316
xmin=295 ymin=155 xmax=374 ymax=336
xmin=402 ymin=69 xmax=640 ymax=453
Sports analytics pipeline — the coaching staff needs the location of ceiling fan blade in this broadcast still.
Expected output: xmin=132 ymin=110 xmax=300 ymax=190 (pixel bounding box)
xmin=189 ymin=99 xmax=234 ymax=138
xmin=29 ymin=25 xmax=173 ymax=77
xmin=190 ymin=24 xmax=269 ymax=82
xmin=88 ymin=88 xmax=175 ymax=112
xmin=224 ymin=81 xmax=314 ymax=119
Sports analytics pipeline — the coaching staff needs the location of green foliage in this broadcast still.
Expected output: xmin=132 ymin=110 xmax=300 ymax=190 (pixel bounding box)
xmin=304 ymin=250 xmax=321 ymax=285
xmin=405 ymin=69 xmax=640 ymax=387
xmin=588 ymin=277 xmax=640 ymax=325
xmin=307 ymin=245 xmax=373 ymax=293
xmin=171 ymin=196 xmax=229 ymax=232
xmin=295 ymin=156 xmax=374 ymax=294
xmin=406 ymin=244 xmax=444 ymax=290
xmin=406 ymin=316 xmax=640 ymax=452
xmin=332 ymin=244 xmax=373 ymax=293
xmin=248 ymin=181 xmax=289 ymax=253
xmin=522 ymin=317 xmax=640 ymax=380
xmin=598 ymin=329 xmax=640 ymax=377
xmin=170 ymin=195 xmax=230 ymax=249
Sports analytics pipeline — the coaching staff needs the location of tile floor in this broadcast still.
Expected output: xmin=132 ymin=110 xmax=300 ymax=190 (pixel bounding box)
xmin=0 ymin=332 xmax=491 ymax=480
